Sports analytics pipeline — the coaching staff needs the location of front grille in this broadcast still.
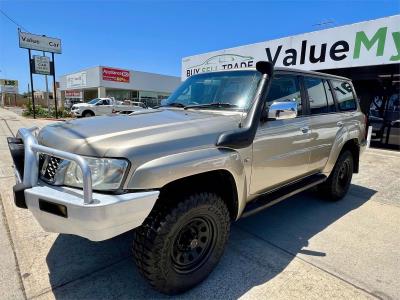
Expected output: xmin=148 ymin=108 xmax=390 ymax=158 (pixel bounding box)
xmin=39 ymin=154 xmax=62 ymax=183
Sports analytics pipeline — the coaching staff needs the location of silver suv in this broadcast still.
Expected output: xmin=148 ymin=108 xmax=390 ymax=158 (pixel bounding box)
xmin=8 ymin=62 xmax=366 ymax=294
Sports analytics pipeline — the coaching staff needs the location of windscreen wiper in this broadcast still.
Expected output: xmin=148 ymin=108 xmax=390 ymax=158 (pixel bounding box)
xmin=184 ymin=102 xmax=240 ymax=110
xmin=163 ymin=102 xmax=186 ymax=108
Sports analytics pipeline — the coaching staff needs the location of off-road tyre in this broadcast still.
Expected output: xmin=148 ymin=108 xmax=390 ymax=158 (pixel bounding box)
xmin=133 ymin=192 xmax=230 ymax=295
xmin=319 ymin=150 xmax=354 ymax=201
xmin=83 ymin=110 xmax=94 ymax=117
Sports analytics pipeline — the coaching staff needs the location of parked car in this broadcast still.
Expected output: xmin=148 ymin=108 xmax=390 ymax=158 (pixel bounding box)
xmin=70 ymin=97 xmax=145 ymax=117
xmin=8 ymin=62 xmax=367 ymax=295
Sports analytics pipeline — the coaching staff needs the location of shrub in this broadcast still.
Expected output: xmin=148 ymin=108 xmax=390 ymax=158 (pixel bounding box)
xmin=23 ymin=102 xmax=71 ymax=119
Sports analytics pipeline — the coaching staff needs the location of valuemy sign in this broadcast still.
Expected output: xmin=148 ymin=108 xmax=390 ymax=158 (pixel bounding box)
xmin=19 ymin=31 xmax=62 ymax=54
xmin=182 ymin=15 xmax=400 ymax=79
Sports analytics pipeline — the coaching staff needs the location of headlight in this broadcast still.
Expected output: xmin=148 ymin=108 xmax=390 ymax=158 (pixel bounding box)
xmin=62 ymin=157 xmax=129 ymax=190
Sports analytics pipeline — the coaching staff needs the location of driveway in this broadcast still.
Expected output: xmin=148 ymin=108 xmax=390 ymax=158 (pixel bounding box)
xmin=0 ymin=107 xmax=399 ymax=299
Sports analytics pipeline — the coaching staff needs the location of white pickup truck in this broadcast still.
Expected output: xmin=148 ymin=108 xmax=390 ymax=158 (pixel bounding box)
xmin=71 ymin=98 xmax=146 ymax=117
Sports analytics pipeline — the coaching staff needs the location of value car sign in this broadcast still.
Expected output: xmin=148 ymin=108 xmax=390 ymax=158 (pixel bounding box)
xmin=33 ymin=56 xmax=51 ymax=75
xmin=102 ymin=67 xmax=130 ymax=83
xmin=19 ymin=31 xmax=62 ymax=54
xmin=182 ymin=15 xmax=400 ymax=79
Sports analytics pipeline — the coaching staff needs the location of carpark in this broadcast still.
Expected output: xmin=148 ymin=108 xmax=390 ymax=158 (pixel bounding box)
xmin=1 ymin=107 xmax=399 ymax=299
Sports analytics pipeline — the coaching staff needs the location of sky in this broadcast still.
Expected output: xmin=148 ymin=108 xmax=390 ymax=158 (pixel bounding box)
xmin=0 ymin=0 xmax=399 ymax=92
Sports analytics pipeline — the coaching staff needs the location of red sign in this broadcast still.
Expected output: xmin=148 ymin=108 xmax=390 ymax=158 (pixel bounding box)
xmin=65 ymin=90 xmax=81 ymax=98
xmin=102 ymin=67 xmax=130 ymax=83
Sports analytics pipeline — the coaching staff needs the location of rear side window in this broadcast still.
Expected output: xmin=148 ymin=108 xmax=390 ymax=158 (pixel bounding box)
xmin=266 ymin=74 xmax=303 ymax=115
xmin=304 ymin=77 xmax=329 ymax=114
xmin=331 ymin=80 xmax=357 ymax=111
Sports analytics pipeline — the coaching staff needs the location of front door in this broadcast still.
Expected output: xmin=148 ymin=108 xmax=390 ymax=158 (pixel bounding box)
xmin=250 ymin=73 xmax=311 ymax=195
xmin=98 ymin=99 xmax=112 ymax=115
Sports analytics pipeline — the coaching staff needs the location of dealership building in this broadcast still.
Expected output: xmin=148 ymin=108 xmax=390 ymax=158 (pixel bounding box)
xmin=59 ymin=66 xmax=181 ymax=107
xmin=182 ymin=15 xmax=399 ymax=148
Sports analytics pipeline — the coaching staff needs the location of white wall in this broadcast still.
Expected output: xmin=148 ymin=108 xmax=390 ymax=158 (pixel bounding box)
xmin=59 ymin=66 xmax=181 ymax=93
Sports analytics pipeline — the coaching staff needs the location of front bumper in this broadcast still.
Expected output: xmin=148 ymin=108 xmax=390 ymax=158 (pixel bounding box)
xmin=71 ymin=110 xmax=82 ymax=117
xmin=25 ymin=184 xmax=158 ymax=241
xmin=8 ymin=127 xmax=159 ymax=241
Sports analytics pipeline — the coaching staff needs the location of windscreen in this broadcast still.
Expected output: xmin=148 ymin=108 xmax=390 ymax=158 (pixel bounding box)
xmin=87 ymin=98 xmax=100 ymax=105
xmin=165 ymin=71 xmax=261 ymax=110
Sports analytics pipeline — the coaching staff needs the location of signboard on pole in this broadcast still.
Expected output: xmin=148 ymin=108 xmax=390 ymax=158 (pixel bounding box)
xmin=1 ymin=85 xmax=18 ymax=93
xmin=0 ymin=79 xmax=18 ymax=86
xmin=0 ymin=79 xmax=19 ymax=93
xmin=19 ymin=31 xmax=62 ymax=54
xmin=102 ymin=67 xmax=130 ymax=83
xmin=32 ymin=56 xmax=52 ymax=75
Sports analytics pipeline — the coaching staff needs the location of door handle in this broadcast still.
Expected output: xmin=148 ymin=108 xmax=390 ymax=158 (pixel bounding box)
xmin=337 ymin=121 xmax=344 ymax=128
xmin=300 ymin=126 xmax=309 ymax=134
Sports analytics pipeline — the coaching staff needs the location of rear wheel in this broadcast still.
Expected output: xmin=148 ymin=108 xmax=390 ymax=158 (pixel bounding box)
xmin=133 ymin=192 xmax=230 ymax=295
xmin=319 ymin=150 xmax=354 ymax=201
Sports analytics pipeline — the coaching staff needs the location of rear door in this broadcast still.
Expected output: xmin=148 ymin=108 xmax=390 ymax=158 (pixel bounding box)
xmin=304 ymin=76 xmax=341 ymax=173
xmin=330 ymin=79 xmax=364 ymax=143
xmin=250 ymin=72 xmax=311 ymax=194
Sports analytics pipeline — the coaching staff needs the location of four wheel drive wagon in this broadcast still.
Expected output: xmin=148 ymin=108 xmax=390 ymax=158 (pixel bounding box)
xmin=8 ymin=61 xmax=367 ymax=295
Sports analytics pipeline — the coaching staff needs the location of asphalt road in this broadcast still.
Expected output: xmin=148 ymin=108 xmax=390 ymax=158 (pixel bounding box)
xmin=0 ymin=107 xmax=399 ymax=299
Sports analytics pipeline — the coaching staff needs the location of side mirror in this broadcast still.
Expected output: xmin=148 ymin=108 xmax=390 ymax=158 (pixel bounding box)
xmin=266 ymin=101 xmax=298 ymax=120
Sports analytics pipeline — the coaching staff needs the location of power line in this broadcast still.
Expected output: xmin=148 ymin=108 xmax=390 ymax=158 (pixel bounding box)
xmin=0 ymin=8 xmax=29 ymax=32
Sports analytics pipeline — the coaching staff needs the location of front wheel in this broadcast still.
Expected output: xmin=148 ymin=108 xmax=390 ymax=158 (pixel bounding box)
xmin=133 ymin=192 xmax=230 ymax=295
xmin=83 ymin=110 xmax=94 ymax=117
xmin=319 ymin=150 xmax=354 ymax=201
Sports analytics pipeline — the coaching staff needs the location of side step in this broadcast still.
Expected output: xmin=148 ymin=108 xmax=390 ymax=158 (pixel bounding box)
xmin=242 ymin=173 xmax=327 ymax=218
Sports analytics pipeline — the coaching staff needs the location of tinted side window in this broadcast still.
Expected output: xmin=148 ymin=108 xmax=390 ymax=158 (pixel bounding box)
xmin=304 ymin=77 xmax=328 ymax=114
xmin=265 ymin=74 xmax=302 ymax=116
xmin=331 ymin=80 xmax=357 ymax=111
xmin=323 ymin=80 xmax=336 ymax=112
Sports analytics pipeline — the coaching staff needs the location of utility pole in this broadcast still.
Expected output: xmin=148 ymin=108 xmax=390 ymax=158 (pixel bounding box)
xmin=28 ymin=49 xmax=36 ymax=119
xmin=27 ymin=83 xmax=31 ymax=106
xmin=51 ymin=52 xmax=58 ymax=118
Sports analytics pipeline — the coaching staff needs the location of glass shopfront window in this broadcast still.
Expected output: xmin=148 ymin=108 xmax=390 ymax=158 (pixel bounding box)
xmin=139 ymin=91 xmax=171 ymax=107
xmin=105 ymin=89 xmax=132 ymax=101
